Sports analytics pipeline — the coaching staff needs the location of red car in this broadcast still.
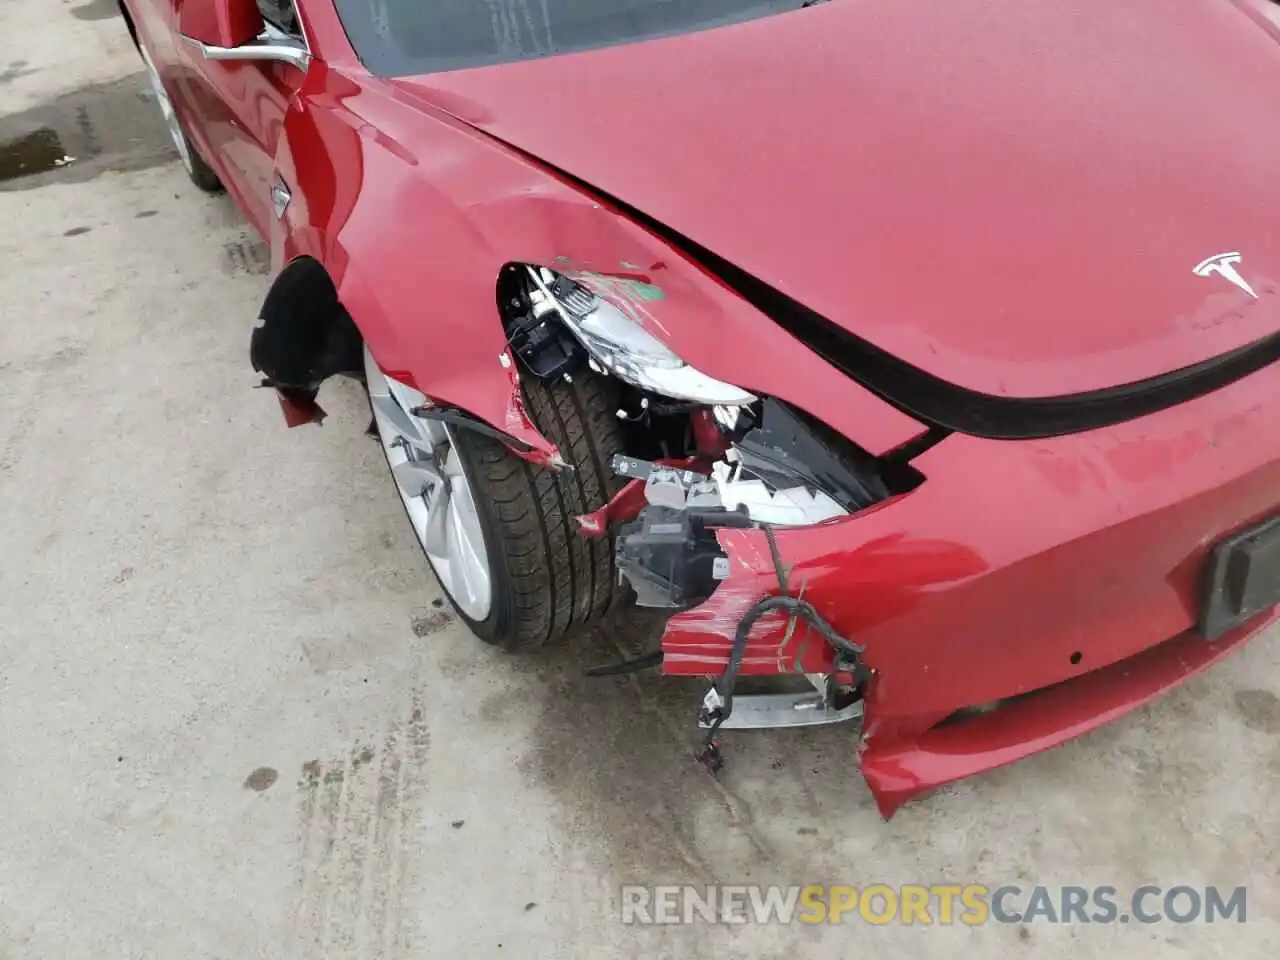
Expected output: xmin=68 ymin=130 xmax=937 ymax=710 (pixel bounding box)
xmin=121 ymin=0 xmax=1280 ymax=815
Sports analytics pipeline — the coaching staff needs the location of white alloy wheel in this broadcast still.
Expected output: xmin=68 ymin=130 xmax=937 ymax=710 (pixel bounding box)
xmin=364 ymin=345 xmax=493 ymax=621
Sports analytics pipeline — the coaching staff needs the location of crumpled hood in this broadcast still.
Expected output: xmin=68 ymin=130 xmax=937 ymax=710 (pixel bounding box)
xmin=395 ymin=0 xmax=1280 ymax=401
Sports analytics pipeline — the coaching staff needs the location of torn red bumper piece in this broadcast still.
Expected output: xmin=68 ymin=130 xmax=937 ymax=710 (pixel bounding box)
xmin=655 ymin=364 xmax=1280 ymax=816
xmin=276 ymin=389 xmax=327 ymax=428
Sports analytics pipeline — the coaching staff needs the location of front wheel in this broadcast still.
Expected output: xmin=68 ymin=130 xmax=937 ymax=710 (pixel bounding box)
xmin=365 ymin=347 xmax=626 ymax=650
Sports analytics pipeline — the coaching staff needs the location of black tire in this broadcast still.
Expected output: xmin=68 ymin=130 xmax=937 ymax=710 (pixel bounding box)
xmin=450 ymin=373 xmax=627 ymax=650
xmin=183 ymin=136 xmax=224 ymax=194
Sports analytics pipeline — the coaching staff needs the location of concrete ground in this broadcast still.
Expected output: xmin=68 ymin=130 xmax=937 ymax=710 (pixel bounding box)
xmin=1 ymin=3 xmax=1278 ymax=958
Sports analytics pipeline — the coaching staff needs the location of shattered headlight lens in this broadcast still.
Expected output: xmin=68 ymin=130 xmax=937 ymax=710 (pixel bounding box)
xmin=526 ymin=266 xmax=756 ymax=407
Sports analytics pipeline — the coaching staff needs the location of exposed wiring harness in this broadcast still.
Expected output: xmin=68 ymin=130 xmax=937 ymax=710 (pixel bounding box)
xmin=696 ymin=524 xmax=868 ymax=772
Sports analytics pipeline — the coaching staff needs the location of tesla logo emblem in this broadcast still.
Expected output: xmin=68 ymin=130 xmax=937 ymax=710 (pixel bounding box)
xmin=1193 ymin=252 xmax=1257 ymax=299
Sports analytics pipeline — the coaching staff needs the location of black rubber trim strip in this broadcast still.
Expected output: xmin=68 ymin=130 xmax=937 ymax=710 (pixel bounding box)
xmin=885 ymin=425 xmax=951 ymax=465
xmin=411 ymin=405 xmax=535 ymax=450
xmin=502 ymin=151 xmax=1280 ymax=440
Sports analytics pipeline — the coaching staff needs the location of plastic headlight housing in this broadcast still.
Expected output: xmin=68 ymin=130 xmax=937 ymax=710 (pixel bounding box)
xmin=526 ymin=266 xmax=756 ymax=406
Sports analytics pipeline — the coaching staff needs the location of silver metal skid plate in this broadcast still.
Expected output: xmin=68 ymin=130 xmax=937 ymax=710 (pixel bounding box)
xmin=699 ymin=693 xmax=864 ymax=730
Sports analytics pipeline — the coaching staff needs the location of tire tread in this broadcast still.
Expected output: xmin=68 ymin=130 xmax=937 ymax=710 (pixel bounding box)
xmin=457 ymin=372 xmax=624 ymax=650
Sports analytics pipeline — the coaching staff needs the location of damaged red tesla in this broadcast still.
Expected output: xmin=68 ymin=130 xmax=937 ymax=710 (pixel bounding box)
xmin=123 ymin=0 xmax=1280 ymax=814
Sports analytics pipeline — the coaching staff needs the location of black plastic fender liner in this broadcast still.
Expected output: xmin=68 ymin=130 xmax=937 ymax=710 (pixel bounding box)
xmin=251 ymin=257 xmax=363 ymax=391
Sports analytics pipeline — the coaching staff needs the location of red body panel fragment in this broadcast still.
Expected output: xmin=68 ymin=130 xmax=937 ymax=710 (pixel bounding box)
xmin=276 ymin=391 xmax=326 ymax=427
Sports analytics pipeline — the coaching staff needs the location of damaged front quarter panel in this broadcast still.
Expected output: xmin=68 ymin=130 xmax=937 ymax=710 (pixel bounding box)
xmin=263 ymin=75 xmax=923 ymax=472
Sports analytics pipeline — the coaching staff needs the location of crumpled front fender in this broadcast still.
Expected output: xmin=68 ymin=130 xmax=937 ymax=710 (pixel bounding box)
xmin=273 ymin=69 xmax=921 ymax=459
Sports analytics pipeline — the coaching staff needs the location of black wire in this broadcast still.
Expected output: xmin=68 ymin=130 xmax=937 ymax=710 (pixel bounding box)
xmin=764 ymin=524 xmax=789 ymax=591
xmin=700 ymin=526 xmax=864 ymax=751
xmin=584 ymin=650 xmax=664 ymax=677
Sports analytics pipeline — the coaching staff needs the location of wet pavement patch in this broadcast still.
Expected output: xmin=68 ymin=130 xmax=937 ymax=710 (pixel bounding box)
xmin=0 ymin=128 xmax=67 ymax=183
xmin=1234 ymin=688 xmax=1280 ymax=734
xmin=71 ymin=0 xmax=118 ymax=21
xmin=244 ymin=767 xmax=280 ymax=792
xmin=0 ymin=60 xmax=37 ymax=86
xmin=410 ymin=609 xmax=454 ymax=637
xmin=0 ymin=73 xmax=177 ymax=191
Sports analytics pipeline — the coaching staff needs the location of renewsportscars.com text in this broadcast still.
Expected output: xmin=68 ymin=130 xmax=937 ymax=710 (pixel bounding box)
xmin=620 ymin=884 xmax=1247 ymax=926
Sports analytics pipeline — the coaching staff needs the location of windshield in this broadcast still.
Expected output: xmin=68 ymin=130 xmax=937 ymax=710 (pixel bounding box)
xmin=332 ymin=0 xmax=809 ymax=77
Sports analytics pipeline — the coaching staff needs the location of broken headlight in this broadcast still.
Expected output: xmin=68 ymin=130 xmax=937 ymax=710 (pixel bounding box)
xmin=525 ymin=266 xmax=755 ymax=407
xmin=615 ymin=400 xmax=898 ymax=609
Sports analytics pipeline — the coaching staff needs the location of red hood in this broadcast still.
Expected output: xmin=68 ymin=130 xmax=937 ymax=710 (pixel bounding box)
xmin=394 ymin=0 xmax=1280 ymax=400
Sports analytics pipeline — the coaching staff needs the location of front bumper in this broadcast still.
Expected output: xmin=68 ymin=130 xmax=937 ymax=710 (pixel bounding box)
xmin=657 ymin=360 xmax=1280 ymax=815
xmin=858 ymin=613 xmax=1273 ymax=816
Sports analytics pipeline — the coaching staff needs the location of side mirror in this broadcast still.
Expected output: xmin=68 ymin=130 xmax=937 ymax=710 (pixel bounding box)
xmin=179 ymin=0 xmax=309 ymax=71
xmin=178 ymin=0 xmax=264 ymax=47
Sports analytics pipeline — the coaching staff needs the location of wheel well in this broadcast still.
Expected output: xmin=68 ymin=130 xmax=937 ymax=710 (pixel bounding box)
xmin=250 ymin=257 xmax=364 ymax=391
xmin=118 ymin=1 xmax=140 ymax=50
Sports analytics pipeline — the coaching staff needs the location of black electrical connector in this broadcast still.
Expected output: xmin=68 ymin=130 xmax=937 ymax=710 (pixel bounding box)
xmin=501 ymin=281 xmax=583 ymax=379
xmin=615 ymin=506 xmax=751 ymax=609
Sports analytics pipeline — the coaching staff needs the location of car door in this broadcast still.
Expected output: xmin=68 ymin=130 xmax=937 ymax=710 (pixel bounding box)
xmin=172 ymin=0 xmax=307 ymax=236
